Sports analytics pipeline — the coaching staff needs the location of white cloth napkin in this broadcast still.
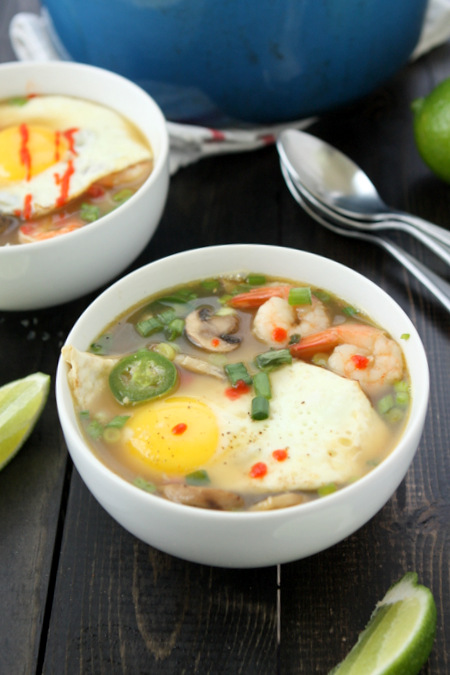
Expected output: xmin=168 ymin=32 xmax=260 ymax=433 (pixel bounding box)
xmin=9 ymin=0 xmax=450 ymax=174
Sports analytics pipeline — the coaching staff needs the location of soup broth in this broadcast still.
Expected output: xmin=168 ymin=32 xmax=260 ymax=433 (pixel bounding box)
xmin=63 ymin=273 xmax=411 ymax=512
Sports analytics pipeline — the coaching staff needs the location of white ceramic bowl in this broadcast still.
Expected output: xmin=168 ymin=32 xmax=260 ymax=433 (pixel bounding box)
xmin=56 ymin=244 xmax=429 ymax=568
xmin=0 ymin=61 xmax=169 ymax=311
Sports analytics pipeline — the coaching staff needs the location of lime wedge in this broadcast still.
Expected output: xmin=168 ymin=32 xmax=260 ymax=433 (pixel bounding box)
xmin=330 ymin=572 xmax=436 ymax=675
xmin=0 ymin=372 xmax=50 ymax=470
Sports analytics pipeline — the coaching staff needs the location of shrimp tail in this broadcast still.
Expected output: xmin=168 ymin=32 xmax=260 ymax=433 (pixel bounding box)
xmin=290 ymin=326 xmax=343 ymax=359
xmin=228 ymin=285 xmax=291 ymax=308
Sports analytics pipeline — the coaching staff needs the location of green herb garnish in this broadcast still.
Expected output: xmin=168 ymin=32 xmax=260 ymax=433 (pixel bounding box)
xmin=253 ymin=371 xmax=271 ymax=399
xmin=225 ymin=362 xmax=253 ymax=386
xmin=255 ymin=348 xmax=292 ymax=371
xmin=106 ymin=415 xmax=131 ymax=429
xmin=90 ymin=333 xmax=113 ymax=354
xmin=8 ymin=96 xmax=29 ymax=106
xmin=251 ymin=395 xmax=270 ymax=420
xmin=288 ymin=287 xmax=312 ymax=305
xmin=186 ymin=470 xmax=210 ymax=486
xmin=134 ymin=477 xmax=157 ymax=493
xmin=246 ymin=274 xmax=266 ymax=286
xmin=80 ymin=203 xmax=101 ymax=222
xmin=113 ymin=188 xmax=134 ymax=204
xmin=318 ymin=483 xmax=337 ymax=497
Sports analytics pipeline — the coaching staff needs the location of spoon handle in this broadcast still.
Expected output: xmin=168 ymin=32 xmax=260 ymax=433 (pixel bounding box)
xmin=391 ymin=212 xmax=450 ymax=249
xmin=376 ymin=219 xmax=450 ymax=267
xmin=375 ymin=238 xmax=450 ymax=313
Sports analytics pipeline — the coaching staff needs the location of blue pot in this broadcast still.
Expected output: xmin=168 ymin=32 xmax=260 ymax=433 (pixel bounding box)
xmin=42 ymin=0 xmax=429 ymax=124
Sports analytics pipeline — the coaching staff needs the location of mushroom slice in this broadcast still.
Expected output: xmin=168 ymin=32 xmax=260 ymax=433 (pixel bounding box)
xmin=249 ymin=493 xmax=307 ymax=512
xmin=185 ymin=306 xmax=241 ymax=352
xmin=174 ymin=353 xmax=226 ymax=380
xmin=160 ymin=484 xmax=244 ymax=510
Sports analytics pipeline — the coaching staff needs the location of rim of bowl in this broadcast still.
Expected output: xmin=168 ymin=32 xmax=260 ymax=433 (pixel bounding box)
xmin=0 ymin=61 xmax=169 ymax=254
xmin=56 ymin=243 xmax=430 ymax=521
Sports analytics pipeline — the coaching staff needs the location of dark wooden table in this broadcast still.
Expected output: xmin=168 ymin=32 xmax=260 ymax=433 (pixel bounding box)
xmin=1 ymin=2 xmax=449 ymax=673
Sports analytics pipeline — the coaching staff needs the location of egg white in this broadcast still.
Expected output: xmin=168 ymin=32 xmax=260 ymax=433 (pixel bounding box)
xmin=0 ymin=95 xmax=152 ymax=217
xmin=203 ymin=360 xmax=389 ymax=492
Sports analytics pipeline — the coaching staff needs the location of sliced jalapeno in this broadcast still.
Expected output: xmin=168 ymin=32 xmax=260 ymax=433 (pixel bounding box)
xmin=109 ymin=349 xmax=178 ymax=405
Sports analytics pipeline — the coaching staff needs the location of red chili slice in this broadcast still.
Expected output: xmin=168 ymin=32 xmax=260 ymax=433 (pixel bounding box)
xmin=55 ymin=159 xmax=75 ymax=207
xmin=87 ymin=184 xmax=105 ymax=198
xmin=19 ymin=124 xmax=31 ymax=181
xmin=351 ymin=354 xmax=370 ymax=370
xmin=272 ymin=449 xmax=288 ymax=462
xmin=272 ymin=326 xmax=288 ymax=343
xmin=172 ymin=423 xmax=187 ymax=435
xmin=22 ymin=194 xmax=33 ymax=220
xmin=62 ymin=127 xmax=79 ymax=155
xmin=249 ymin=462 xmax=268 ymax=478
xmin=225 ymin=380 xmax=250 ymax=400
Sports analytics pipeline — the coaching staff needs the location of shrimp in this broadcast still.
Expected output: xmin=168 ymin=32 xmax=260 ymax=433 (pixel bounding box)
xmin=230 ymin=284 xmax=330 ymax=348
xmin=290 ymin=323 xmax=404 ymax=393
xmin=253 ymin=296 xmax=297 ymax=347
xmin=229 ymin=285 xmax=291 ymax=308
xmin=96 ymin=160 xmax=153 ymax=188
xmin=18 ymin=217 xmax=83 ymax=243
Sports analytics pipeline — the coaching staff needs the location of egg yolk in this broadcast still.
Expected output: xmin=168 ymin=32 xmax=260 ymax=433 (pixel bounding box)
xmin=126 ymin=397 xmax=219 ymax=475
xmin=0 ymin=124 xmax=70 ymax=183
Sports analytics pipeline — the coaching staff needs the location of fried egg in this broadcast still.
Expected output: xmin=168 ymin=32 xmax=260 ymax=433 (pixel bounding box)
xmin=123 ymin=360 xmax=389 ymax=491
xmin=0 ymin=95 xmax=152 ymax=218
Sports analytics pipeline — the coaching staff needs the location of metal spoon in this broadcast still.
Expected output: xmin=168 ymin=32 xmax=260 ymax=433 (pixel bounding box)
xmin=280 ymin=161 xmax=450 ymax=313
xmin=277 ymin=128 xmax=450 ymax=249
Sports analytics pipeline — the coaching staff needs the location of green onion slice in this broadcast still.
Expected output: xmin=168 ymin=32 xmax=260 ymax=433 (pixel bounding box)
xmin=8 ymin=96 xmax=29 ymax=106
xmin=318 ymin=483 xmax=337 ymax=497
xmin=134 ymin=477 xmax=157 ymax=493
xmin=86 ymin=419 xmax=104 ymax=439
xmin=246 ymin=274 xmax=266 ymax=286
xmin=378 ymin=394 xmax=395 ymax=415
xmin=288 ymin=287 xmax=312 ymax=305
xmin=90 ymin=333 xmax=113 ymax=354
xmin=106 ymin=415 xmax=130 ymax=429
xmin=159 ymin=289 xmax=197 ymax=304
xmin=80 ymin=203 xmax=101 ymax=222
xmin=253 ymin=371 xmax=271 ymax=399
xmin=185 ymin=469 xmax=210 ymax=486
xmin=165 ymin=318 xmax=184 ymax=341
xmin=201 ymin=279 xmax=221 ymax=292
xmin=255 ymin=349 xmax=292 ymax=371
xmin=251 ymin=395 xmax=270 ymax=420
xmin=113 ymin=188 xmax=134 ymax=204
xmin=225 ymin=362 xmax=253 ymax=386
xmin=136 ymin=316 xmax=164 ymax=337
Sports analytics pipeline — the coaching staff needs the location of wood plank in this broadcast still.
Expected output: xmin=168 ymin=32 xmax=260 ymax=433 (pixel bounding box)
xmin=42 ymin=470 xmax=279 ymax=674
xmin=0 ymin=307 xmax=77 ymax=674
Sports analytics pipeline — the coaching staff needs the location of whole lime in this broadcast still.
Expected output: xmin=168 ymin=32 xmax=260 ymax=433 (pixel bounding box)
xmin=412 ymin=77 xmax=450 ymax=183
